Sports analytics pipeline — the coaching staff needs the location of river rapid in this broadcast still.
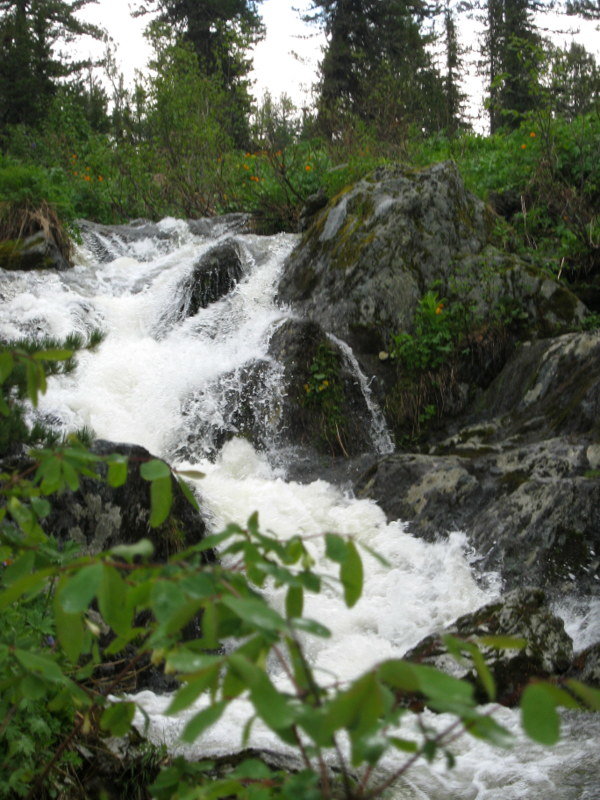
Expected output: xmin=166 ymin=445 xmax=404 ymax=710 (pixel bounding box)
xmin=0 ymin=218 xmax=598 ymax=799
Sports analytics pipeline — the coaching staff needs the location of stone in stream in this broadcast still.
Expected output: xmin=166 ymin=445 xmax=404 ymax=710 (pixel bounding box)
xmin=404 ymin=588 xmax=574 ymax=706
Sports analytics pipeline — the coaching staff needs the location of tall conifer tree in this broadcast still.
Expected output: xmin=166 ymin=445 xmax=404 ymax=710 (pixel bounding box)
xmin=305 ymin=0 xmax=446 ymax=137
xmin=0 ymin=0 xmax=102 ymax=133
xmin=134 ymin=0 xmax=264 ymax=147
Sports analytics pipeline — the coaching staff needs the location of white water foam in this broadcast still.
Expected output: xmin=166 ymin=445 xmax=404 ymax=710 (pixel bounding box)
xmin=1 ymin=220 xmax=598 ymax=799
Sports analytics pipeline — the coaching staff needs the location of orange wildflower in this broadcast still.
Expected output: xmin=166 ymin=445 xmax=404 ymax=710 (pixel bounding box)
xmin=521 ymin=144 xmax=527 ymax=149
xmin=530 ymin=131 xmax=536 ymax=138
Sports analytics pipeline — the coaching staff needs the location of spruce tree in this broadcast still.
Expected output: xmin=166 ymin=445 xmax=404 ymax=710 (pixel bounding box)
xmin=305 ymin=0 xmax=446 ymax=137
xmin=0 ymin=0 xmax=102 ymax=134
xmin=133 ymin=0 xmax=264 ymax=147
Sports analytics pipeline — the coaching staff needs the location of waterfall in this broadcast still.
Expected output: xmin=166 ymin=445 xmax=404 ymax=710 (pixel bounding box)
xmin=1 ymin=218 xmax=598 ymax=799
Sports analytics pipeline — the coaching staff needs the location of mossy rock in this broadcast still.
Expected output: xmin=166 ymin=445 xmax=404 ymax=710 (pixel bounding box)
xmin=0 ymin=230 xmax=70 ymax=271
xmin=277 ymin=162 xmax=587 ymax=364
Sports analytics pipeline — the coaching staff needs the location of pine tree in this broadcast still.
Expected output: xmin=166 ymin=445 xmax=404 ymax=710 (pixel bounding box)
xmin=134 ymin=0 xmax=264 ymax=147
xmin=479 ymin=0 xmax=549 ymax=131
xmin=443 ymin=0 xmax=466 ymax=133
xmin=306 ymin=0 xmax=446 ymax=137
xmin=0 ymin=0 xmax=102 ymax=133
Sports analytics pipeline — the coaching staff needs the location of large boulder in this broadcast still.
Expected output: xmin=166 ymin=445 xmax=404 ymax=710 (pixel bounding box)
xmin=0 ymin=230 xmax=71 ymax=271
xmin=357 ymin=331 xmax=600 ymax=594
xmin=45 ymin=440 xmax=209 ymax=562
xmin=267 ymin=319 xmax=380 ymax=457
xmin=277 ymin=162 xmax=586 ymax=358
xmin=170 ymin=320 xmax=383 ymax=462
xmin=404 ymin=588 xmax=574 ymax=706
xmin=156 ymin=239 xmax=245 ymax=336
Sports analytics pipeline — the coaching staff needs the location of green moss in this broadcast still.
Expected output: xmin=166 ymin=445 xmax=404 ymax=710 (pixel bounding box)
xmin=545 ymin=286 xmax=578 ymax=324
xmin=499 ymin=469 xmax=531 ymax=492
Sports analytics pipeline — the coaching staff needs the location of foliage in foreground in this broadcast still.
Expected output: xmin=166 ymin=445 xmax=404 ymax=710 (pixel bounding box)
xmin=1 ymin=346 xmax=599 ymax=799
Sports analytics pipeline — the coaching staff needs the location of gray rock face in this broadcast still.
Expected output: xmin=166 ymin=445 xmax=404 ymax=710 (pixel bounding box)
xmin=0 ymin=230 xmax=71 ymax=271
xmin=155 ymin=239 xmax=245 ymax=337
xmin=277 ymin=162 xmax=586 ymax=357
xmin=404 ymin=588 xmax=574 ymax=706
xmin=357 ymin=331 xmax=600 ymax=595
xmin=569 ymin=643 xmax=600 ymax=688
xmin=45 ymin=440 xmax=209 ymax=562
xmin=183 ymin=240 xmax=245 ymax=314
xmin=267 ymin=319 xmax=377 ymax=457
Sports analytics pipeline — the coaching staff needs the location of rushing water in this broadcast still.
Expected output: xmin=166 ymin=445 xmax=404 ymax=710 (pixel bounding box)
xmin=1 ymin=219 xmax=598 ymax=799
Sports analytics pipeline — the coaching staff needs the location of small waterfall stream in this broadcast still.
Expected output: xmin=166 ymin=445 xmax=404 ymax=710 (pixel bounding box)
xmin=1 ymin=219 xmax=598 ymax=799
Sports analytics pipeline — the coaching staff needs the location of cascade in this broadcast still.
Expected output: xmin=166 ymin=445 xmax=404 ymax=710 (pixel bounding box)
xmin=1 ymin=218 xmax=598 ymax=799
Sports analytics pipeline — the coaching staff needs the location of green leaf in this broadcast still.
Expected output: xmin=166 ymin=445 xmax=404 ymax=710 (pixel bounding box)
xmin=176 ymin=476 xmax=200 ymax=511
xmin=521 ymin=683 xmax=561 ymax=745
xmin=479 ymin=635 xmax=527 ymax=650
xmin=54 ymin=596 xmax=85 ymax=663
xmin=285 ymin=585 xmax=304 ymax=619
xmin=325 ymin=533 xmax=348 ymax=563
xmin=566 ymin=679 xmax=600 ymax=710
xmin=340 ymin=541 xmax=363 ymax=608
xmin=227 ymin=654 xmax=296 ymax=732
xmin=151 ymin=580 xmax=186 ymax=626
xmin=20 ymin=674 xmax=47 ymax=701
xmin=58 ymin=563 xmax=103 ymax=613
xmin=378 ymin=660 xmax=420 ymax=693
xmin=14 ymin=649 xmax=66 ymax=684
xmin=175 ymin=469 xmax=206 ymax=480
xmin=0 ymin=568 xmax=53 ymax=610
xmin=140 ymin=459 xmax=171 ymax=481
xmin=101 ymin=702 xmax=136 ymax=736
xmin=221 ymin=595 xmax=285 ymax=633
xmin=107 ymin=458 xmax=128 ymax=488
xmin=165 ymin=650 xmax=222 ymax=674
xmin=166 ymin=665 xmax=221 ymax=715
xmin=470 ymin=645 xmax=496 ymax=701
xmin=389 ymin=737 xmax=418 ymax=753
xmin=0 ymin=351 xmax=14 ymax=383
xmin=33 ymin=349 xmax=74 ymax=361
xmin=98 ymin=565 xmax=131 ymax=636
xmin=414 ymin=664 xmax=475 ymax=712
xmin=110 ymin=539 xmax=154 ymax=561
xmin=290 ymin=617 xmax=331 ymax=638
xmin=182 ymin=700 xmax=228 ymax=743
xmin=61 ymin=460 xmax=80 ymax=491
xmin=149 ymin=475 xmax=172 ymax=527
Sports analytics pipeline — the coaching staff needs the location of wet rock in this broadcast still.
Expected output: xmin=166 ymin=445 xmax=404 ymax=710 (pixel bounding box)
xmin=155 ymin=240 xmax=245 ymax=336
xmin=0 ymin=230 xmax=71 ymax=271
xmin=78 ymin=218 xmax=173 ymax=263
xmin=568 ymin=642 xmax=600 ymax=689
xmin=357 ymin=331 xmax=600 ymax=594
xmin=268 ymin=319 xmax=376 ymax=457
xmin=171 ymin=359 xmax=283 ymax=462
xmin=277 ymin=162 xmax=586 ymax=359
xmin=45 ymin=440 xmax=209 ymax=562
xmin=183 ymin=240 xmax=245 ymax=314
xmin=404 ymin=588 xmax=574 ymax=706
xmin=298 ymin=188 xmax=328 ymax=231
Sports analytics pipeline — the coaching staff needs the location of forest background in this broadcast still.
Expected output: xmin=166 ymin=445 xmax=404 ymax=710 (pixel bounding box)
xmin=0 ymin=0 xmax=599 ymax=278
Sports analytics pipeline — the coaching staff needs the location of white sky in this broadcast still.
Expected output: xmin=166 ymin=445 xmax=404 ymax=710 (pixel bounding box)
xmin=78 ymin=0 xmax=324 ymax=106
xmin=77 ymin=0 xmax=598 ymax=124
